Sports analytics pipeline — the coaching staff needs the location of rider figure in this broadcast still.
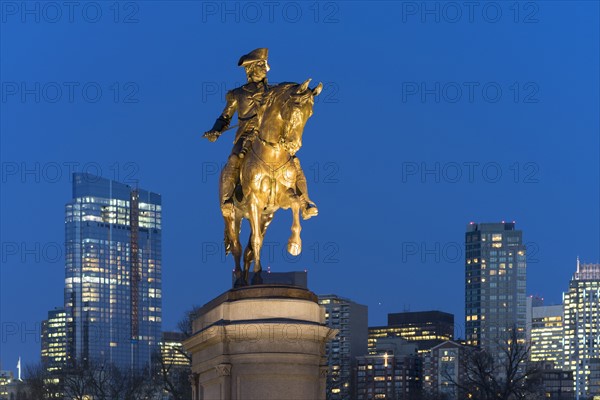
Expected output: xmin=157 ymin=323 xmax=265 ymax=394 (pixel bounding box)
xmin=204 ymin=48 xmax=318 ymax=220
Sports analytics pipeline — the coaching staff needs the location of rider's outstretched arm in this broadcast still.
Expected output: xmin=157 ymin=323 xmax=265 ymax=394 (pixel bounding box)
xmin=205 ymin=91 xmax=237 ymax=140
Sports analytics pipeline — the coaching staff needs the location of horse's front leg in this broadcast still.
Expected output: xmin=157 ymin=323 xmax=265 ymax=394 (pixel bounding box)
xmin=286 ymin=188 xmax=302 ymax=256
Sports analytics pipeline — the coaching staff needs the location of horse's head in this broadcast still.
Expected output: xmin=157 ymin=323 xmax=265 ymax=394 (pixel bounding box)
xmin=257 ymin=79 xmax=321 ymax=156
xmin=279 ymin=79 xmax=322 ymax=156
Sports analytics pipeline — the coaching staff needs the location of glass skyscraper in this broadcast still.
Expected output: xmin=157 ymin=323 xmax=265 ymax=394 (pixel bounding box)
xmin=465 ymin=222 xmax=527 ymax=352
xmin=563 ymin=260 xmax=600 ymax=397
xmin=64 ymin=173 xmax=162 ymax=371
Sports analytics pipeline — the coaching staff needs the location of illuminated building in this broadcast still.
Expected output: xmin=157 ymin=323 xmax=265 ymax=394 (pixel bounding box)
xmin=0 ymin=370 xmax=13 ymax=400
xmin=529 ymin=304 xmax=563 ymax=368
xmin=368 ymin=311 xmax=453 ymax=354
xmin=534 ymin=362 xmax=575 ymax=400
xmin=422 ymin=341 xmax=469 ymax=399
xmin=41 ymin=308 xmax=67 ymax=399
xmin=356 ymin=338 xmax=421 ymax=400
xmin=160 ymin=331 xmax=190 ymax=368
xmin=465 ymin=222 xmax=527 ymax=354
xmin=41 ymin=307 xmax=67 ymax=372
xmin=563 ymin=260 xmax=600 ymax=397
xmin=65 ymin=173 xmax=162 ymax=371
xmin=525 ymin=295 xmax=544 ymax=346
xmin=319 ymin=294 xmax=368 ymax=400
xmin=158 ymin=331 xmax=190 ymax=397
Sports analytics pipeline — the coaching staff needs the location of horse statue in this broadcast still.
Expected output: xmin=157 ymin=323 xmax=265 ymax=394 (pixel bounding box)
xmin=223 ymin=79 xmax=322 ymax=286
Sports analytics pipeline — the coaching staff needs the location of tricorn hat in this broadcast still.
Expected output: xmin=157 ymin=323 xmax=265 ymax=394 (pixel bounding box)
xmin=238 ymin=48 xmax=269 ymax=67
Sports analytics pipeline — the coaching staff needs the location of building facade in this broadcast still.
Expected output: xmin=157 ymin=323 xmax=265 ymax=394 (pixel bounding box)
xmin=356 ymin=338 xmax=421 ymax=400
xmin=0 ymin=370 xmax=13 ymax=400
xmin=465 ymin=222 xmax=527 ymax=353
xmin=160 ymin=331 xmax=191 ymax=369
xmin=319 ymin=294 xmax=368 ymax=400
xmin=369 ymin=311 xmax=454 ymax=354
xmin=422 ymin=341 xmax=469 ymax=400
xmin=530 ymin=304 xmax=563 ymax=368
xmin=563 ymin=260 xmax=600 ymax=398
xmin=64 ymin=173 xmax=162 ymax=371
xmin=537 ymin=362 xmax=575 ymax=400
xmin=41 ymin=307 xmax=67 ymax=373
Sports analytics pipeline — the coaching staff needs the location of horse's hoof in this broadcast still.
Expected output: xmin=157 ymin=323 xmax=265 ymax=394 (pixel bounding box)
xmin=302 ymin=204 xmax=318 ymax=220
xmin=251 ymin=272 xmax=263 ymax=285
xmin=287 ymin=241 xmax=302 ymax=256
xmin=233 ymin=271 xmax=247 ymax=287
xmin=233 ymin=278 xmax=246 ymax=288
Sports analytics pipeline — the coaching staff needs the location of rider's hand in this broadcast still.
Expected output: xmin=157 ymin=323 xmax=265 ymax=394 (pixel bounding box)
xmin=204 ymin=130 xmax=220 ymax=142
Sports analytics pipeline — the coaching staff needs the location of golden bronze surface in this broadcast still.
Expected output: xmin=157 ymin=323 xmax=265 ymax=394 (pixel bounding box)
xmin=203 ymin=48 xmax=322 ymax=285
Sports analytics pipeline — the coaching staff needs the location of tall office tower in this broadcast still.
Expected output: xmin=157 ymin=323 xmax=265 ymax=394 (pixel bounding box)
xmin=465 ymin=222 xmax=527 ymax=353
xmin=319 ymin=295 xmax=368 ymax=400
xmin=563 ymin=260 xmax=600 ymax=397
xmin=41 ymin=307 xmax=67 ymax=373
xmin=369 ymin=311 xmax=454 ymax=354
xmin=529 ymin=304 xmax=563 ymax=368
xmin=64 ymin=173 xmax=162 ymax=371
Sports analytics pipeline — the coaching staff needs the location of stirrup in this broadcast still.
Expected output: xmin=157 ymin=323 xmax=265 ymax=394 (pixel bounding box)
xmin=239 ymin=145 xmax=251 ymax=159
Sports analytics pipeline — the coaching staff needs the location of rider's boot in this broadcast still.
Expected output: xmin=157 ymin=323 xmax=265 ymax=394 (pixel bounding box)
xmin=238 ymin=130 xmax=257 ymax=159
xmin=293 ymin=157 xmax=318 ymax=220
xmin=220 ymin=154 xmax=241 ymax=218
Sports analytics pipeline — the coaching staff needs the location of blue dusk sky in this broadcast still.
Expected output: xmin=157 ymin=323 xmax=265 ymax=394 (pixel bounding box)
xmin=1 ymin=1 xmax=599 ymax=371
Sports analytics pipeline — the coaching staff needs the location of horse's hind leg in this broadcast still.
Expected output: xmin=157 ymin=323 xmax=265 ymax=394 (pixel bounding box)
xmin=286 ymin=189 xmax=302 ymax=256
xmin=243 ymin=236 xmax=253 ymax=277
xmin=262 ymin=213 xmax=274 ymax=233
xmin=243 ymin=213 xmax=273 ymax=284
xmin=224 ymin=212 xmax=242 ymax=279
xmin=249 ymin=201 xmax=264 ymax=274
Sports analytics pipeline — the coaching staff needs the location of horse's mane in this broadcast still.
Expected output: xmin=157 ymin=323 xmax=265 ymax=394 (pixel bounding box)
xmin=263 ymin=82 xmax=299 ymax=107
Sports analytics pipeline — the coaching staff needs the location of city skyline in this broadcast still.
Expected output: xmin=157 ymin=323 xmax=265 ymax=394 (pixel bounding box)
xmin=0 ymin=191 xmax=592 ymax=375
xmin=1 ymin=1 xmax=598 ymax=381
xmin=1 ymin=186 xmax=598 ymax=399
xmin=0 ymin=167 xmax=595 ymax=373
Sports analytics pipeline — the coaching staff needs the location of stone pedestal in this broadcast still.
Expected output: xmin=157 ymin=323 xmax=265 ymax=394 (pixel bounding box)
xmin=183 ymin=285 xmax=337 ymax=400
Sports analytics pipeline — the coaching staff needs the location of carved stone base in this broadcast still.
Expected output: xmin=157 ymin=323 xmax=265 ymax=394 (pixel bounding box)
xmin=183 ymin=285 xmax=337 ymax=400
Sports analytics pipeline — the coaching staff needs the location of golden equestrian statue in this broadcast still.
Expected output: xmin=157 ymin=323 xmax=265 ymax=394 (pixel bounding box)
xmin=203 ymin=48 xmax=322 ymax=285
